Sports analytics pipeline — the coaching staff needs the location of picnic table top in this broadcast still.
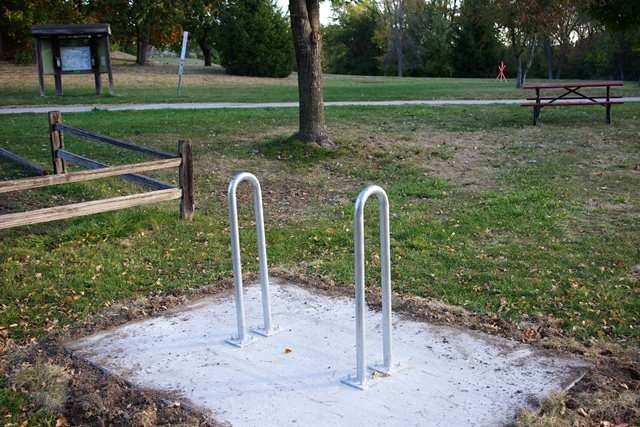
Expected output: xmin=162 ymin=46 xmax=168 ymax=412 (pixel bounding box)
xmin=522 ymin=80 xmax=624 ymax=90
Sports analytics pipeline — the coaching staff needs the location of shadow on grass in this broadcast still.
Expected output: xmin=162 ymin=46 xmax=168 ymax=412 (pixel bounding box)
xmin=253 ymin=135 xmax=345 ymax=165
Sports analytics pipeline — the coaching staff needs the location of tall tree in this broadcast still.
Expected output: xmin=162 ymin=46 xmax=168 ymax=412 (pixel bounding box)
xmin=182 ymin=0 xmax=221 ymax=67
xmin=551 ymin=0 xmax=587 ymax=79
xmin=409 ymin=0 xmax=454 ymax=77
xmin=377 ymin=0 xmax=456 ymax=77
xmin=452 ymin=0 xmax=501 ymax=77
xmin=289 ymin=0 xmax=330 ymax=145
xmin=493 ymin=0 xmax=556 ymax=87
xmin=324 ymin=1 xmax=382 ymax=75
xmin=587 ymin=0 xmax=640 ymax=80
xmin=131 ymin=0 xmax=182 ymax=65
xmin=218 ymin=0 xmax=294 ymax=77
xmin=1 ymin=0 xmax=83 ymax=62
xmin=89 ymin=0 xmax=182 ymax=65
xmin=379 ymin=0 xmax=406 ymax=77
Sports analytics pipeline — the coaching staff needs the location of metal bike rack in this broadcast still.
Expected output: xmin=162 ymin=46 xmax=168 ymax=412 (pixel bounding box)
xmin=225 ymin=172 xmax=279 ymax=348
xmin=342 ymin=185 xmax=396 ymax=390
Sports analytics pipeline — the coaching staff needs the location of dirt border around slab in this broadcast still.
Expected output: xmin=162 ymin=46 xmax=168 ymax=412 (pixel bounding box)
xmin=2 ymin=270 xmax=639 ymax=426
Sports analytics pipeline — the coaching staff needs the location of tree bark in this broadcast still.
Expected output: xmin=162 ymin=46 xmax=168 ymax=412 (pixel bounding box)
xmin=289 ymin=0 xmax=330 ymax=146
xmin=616 ymin=32 xmax=625 ymax=81
xmin=516 ymin=55 xmax=523 ymax=88
xmin=555 ymin=40 xmax=567 ymax=79
xmin=199 ymin=39 xmax=213 ymax=67
xmin=521 ymin=39 xmax=536 ymax=87
xmin=511 ymin=30 xmax=524 ymax=88
xmin=543 ymin=37 xmax=553 ymax=80
xmin=394 ymin=0 xmax=404 ymax=77
xmin=555 ymin=62 xmax=562 ymax=80
xmin=136 ymin=24 xmax=150 ymax=65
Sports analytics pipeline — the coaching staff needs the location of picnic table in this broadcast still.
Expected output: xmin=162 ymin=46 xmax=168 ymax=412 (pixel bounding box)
xmin=521 ymin=80 xmax=624 ymax=125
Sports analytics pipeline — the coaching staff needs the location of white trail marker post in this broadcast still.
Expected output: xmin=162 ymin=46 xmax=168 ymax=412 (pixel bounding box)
xmin=177 ymin=31 xmax=189 ymax=96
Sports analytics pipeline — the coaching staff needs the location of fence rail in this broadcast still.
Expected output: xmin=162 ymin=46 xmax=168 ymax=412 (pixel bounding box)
xmin=0 ymin=147 xmax=48 ymax=176
xmin=0 ymin=157 xmax=181 ymax=194
xmin=58 ymin=149 xmax=175 ymax=190
xmin=0 ymin=111 xmax=194 ymax=230
xmin=0 ymin=189 xmax=182 ymax=230
xmin=54 ymin=123 xmax=175 ymax=159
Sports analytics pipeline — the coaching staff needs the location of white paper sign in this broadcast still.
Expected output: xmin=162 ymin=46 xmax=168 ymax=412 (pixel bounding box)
xmin=177 ymin=31 xmax=189 ymax=95
xmin=61 ymin=46 xmax=92 ymax=72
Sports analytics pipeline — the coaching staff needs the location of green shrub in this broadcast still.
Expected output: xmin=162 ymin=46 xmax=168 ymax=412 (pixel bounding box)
xmin=217 ymin=0 xmax=294 ymax=78
xmin=14 ymin=49 xmax=35 ymax=65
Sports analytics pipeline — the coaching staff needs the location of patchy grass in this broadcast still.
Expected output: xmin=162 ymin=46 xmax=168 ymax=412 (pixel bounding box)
xmin=11 ymin=363 xmax=69 ymax=417
xmin=0 ymin=103 xmax=639 ymax=424
xmin=1 ymin=59 xmax=640 ymax=106
xmin=514 ymin=392 xmax=571 ymax=427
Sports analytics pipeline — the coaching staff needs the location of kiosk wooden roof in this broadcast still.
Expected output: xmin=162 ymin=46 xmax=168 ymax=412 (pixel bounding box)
xmin=32 ymin=24 xmax=111 ymax=37
xmin=31 ymin=23 xmax=114 ymax=96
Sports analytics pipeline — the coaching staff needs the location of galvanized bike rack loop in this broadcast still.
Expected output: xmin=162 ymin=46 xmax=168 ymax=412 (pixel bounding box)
xmin=342 ymin=185 xmax=396 ymax=390
xmin=225 ymin=172 xmax=279 ymax=348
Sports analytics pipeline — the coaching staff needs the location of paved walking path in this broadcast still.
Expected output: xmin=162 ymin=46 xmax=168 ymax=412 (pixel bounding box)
xmin=1 ymin=97 xmax=640 ymax=115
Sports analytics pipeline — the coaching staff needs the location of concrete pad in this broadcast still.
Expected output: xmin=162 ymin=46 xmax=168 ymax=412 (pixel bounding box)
xmin=67 ymin=280 xmax=587 ymax=427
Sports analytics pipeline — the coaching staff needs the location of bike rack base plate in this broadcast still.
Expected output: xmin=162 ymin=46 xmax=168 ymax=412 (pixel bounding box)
xmin=368 ymin=361 xmax=402 ymax=377
xmin=341 ymin=375 xmax=367 ymax=390
xmin=224 ymin=335 xmax=255 ymax=348
xmin=251 ymin=325 xmax=280 ymax=337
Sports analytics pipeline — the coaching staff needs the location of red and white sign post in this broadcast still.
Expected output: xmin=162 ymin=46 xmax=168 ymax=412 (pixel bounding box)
xmin=496 ymin=61 xmax=507 ymax=82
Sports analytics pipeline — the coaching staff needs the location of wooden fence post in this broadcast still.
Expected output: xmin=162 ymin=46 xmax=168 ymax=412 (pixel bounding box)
xmin=35 ymin=38 xmax=45 ymax=97
xmin=48 ymin=111 xmax=66 ymax=174
xmin=178 ymin=139 xmax=194 ymax=221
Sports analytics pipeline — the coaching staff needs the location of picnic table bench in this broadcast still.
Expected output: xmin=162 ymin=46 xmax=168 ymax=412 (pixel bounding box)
xmin=521 ymin=80 xmax=624 ymax=125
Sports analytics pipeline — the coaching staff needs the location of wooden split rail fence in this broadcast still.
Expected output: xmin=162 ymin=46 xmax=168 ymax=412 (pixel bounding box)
xmin=0 ymin=111 xmax=194 ymax=230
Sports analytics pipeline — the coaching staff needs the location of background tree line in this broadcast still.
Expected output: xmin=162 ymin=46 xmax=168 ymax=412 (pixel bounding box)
xmin=3 ymin=0 xmax=638 ymax=85
xmin=0 ymin=0 xmax=294 ymax=77
xmin=323 ymin=0 xmax=640 ymax=85
xmin=0 ymin=0 xmax=327 ymax=145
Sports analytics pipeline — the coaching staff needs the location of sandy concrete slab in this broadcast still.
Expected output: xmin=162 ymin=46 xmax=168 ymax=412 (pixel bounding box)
xmin=67 ymin=280 xmax=587 ymax=427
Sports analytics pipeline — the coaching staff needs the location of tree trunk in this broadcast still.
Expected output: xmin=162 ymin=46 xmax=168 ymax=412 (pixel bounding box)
xmin=289 ymin=0 xmax=330 ymax=146
xmin=136 ymin=22 xmax=150 ymax=65
xmin=199 ymin=39 xmax=213 ymax=67
xmin=521 ymin=40 xmax=537 ymax=87
xmin=543 ymin=37 xmax=553 ymax=80
xmin=616 ymin=32 xmax=625 ymax=81
xmin=395 ymin=1 xmax=404 ymax=77
xmin=555 ymin=62 xmax=562 ymax=80
xmin=555 ymin=41 xmax=567 ymax=80
xmin=516 ymin=55 xmax=523 ymax=88
xmin=511 ymin=29 xmax=523 ymax=88
xmin=396 ymin=27 xmax=403 ymax=77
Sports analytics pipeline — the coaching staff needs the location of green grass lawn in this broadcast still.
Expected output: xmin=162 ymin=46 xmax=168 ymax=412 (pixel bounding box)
xmin=1 ymin=103 xmax=638 ymax=341
xmin=2 ymin=59 xmax=640 ymax=106
xmin=0 ymin=104 xmax=639 ymax=423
